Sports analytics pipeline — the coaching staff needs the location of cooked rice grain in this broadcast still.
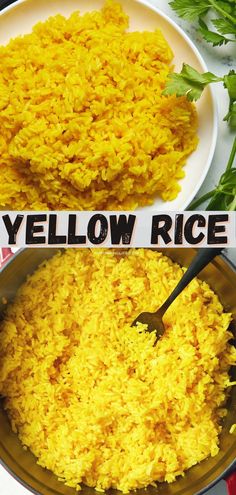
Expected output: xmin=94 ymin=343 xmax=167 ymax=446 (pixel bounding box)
xmin=0 ymin=249 xmax=235 ymax=492
xmin=0 ymin=1 xmax=198 ymax=210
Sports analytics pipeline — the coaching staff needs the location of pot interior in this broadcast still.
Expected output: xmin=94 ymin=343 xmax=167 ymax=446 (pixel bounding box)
xmin=0 ymin=248 xmax=235 ymax=495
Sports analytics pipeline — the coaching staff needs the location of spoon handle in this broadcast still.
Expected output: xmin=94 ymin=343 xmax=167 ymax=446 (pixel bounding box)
xmin=159 ymin=247 xmax=223 ymax=315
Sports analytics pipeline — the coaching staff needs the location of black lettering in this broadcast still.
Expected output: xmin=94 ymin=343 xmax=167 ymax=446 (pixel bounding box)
xmin=26 ymin=215 xmax=46 ymax=245
xmin=184 ymin=214 xmax=205 ymax=245
xmin=68 ymin=215 xmax=86 ymax=245
xmin=48 ymin=214 xmax=66 ymax=245
xmin=87 ymin=214 xmax=108 ymax=245
xmin=110 ymin=215 xmax=136 ymax=245
xmin=175 ymin=214 xmax=184 ymax=245
xmin=207 ymin=214 xmax=228 ymax=244
xmin=3 ymin=214 xmax=24 ymax=245
xmin=151 ymin=215 xmax=172 ymax=245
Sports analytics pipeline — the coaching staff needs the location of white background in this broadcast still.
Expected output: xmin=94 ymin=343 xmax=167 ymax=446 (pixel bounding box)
xmin=0 ymin=0 xmax=235 ymax=493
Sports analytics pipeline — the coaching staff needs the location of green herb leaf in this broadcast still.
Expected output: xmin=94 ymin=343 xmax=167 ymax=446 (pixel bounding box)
xmin=223 ymin=70 xmax=236 ymax=129
xmin=163 ymin=64 xmax=222 ymax=101
xmin=212 ymin=17 xmax=236 ymax=35
xmin=169 ymin=0 xmax=236 ymax=46
xmin=189 ymin=137 xmax=236 ymax=211
xmin=206 ymin=168 xmax=236 ymax=210
xmin=224 ymin=101 xmax=236 ymax=128
xmin=198 ymin=18 xmax=231 ymax=45
xmin=162 ymin=73 xmax=202 ymax=101
xmin=169 ymin=0 xmax=210 ymax=21
xmin=180 ymin=64 xmax=221 ymax=85
xmin=215 ymin=1 xmax=236 ymax=16
xmin=224 ymin=70 xmax=236 ymax=100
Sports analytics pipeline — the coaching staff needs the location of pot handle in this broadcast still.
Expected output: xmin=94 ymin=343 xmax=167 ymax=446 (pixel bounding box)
xmin=0 ymin=248 xmax=14 ymax=268
xmin=226 ymin=472 xmax=236 ymax=495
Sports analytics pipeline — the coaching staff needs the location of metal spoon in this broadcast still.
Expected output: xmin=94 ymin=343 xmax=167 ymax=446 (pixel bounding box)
xmin=131 ymin=247 xmax=223 ymax=341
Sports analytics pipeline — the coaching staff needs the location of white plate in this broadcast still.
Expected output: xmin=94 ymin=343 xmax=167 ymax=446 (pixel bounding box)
xmin=0 ymin=0 xmax=217 ymax=211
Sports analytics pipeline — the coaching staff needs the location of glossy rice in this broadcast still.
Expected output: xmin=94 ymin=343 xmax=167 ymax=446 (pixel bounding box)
xmin=0 ymin=1 xmax=198 ymax=210
xmin=0 ymin=249 xmax=235 ymax=492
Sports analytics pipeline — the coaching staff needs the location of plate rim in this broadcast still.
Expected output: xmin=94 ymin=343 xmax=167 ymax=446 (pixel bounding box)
xmin=0 ymin=0 xmax=218 ymax=211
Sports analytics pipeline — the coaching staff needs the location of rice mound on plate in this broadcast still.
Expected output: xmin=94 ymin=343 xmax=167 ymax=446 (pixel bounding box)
xmin=0 ymin=249 xmax=236 ymax=493
xmin=0 ymin=0 xmax=198 ymax=210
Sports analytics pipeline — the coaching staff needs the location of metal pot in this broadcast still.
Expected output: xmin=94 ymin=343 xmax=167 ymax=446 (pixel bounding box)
xmin=0 ymin=248 xmax=235 ymax=495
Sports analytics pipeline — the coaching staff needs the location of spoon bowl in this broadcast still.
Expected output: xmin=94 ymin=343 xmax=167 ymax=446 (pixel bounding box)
xmin=132 ymin=310 xmax=165 ymax=338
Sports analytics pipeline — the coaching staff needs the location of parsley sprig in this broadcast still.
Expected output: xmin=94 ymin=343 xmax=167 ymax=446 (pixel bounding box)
xmin=189 ymin=137 xmax=236 ymax=210
xmin=163 ymin=64 xmax=236 ymax=129
xmin=170 ymin=0 xmax=236 ymax=46
xmin=163 ymin=63 xmax=236 ymax=209
xmin=163 ymin=64 xmax=236 ymax=209
xmin=164 ymin=0 xmax=236 ymax=210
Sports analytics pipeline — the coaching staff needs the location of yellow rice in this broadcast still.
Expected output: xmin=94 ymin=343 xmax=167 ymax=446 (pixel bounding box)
xmin=0 ymin=1 xmax=198 ymax=210
xmin=0 ymin=249 xmax=235 ymax=492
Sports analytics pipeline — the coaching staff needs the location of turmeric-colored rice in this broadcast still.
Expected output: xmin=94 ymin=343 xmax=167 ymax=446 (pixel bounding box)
xmin=0 ymin=1 xmax=198 ymax=210
xmin=0 ymin=249 xmax=235 ymax=492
